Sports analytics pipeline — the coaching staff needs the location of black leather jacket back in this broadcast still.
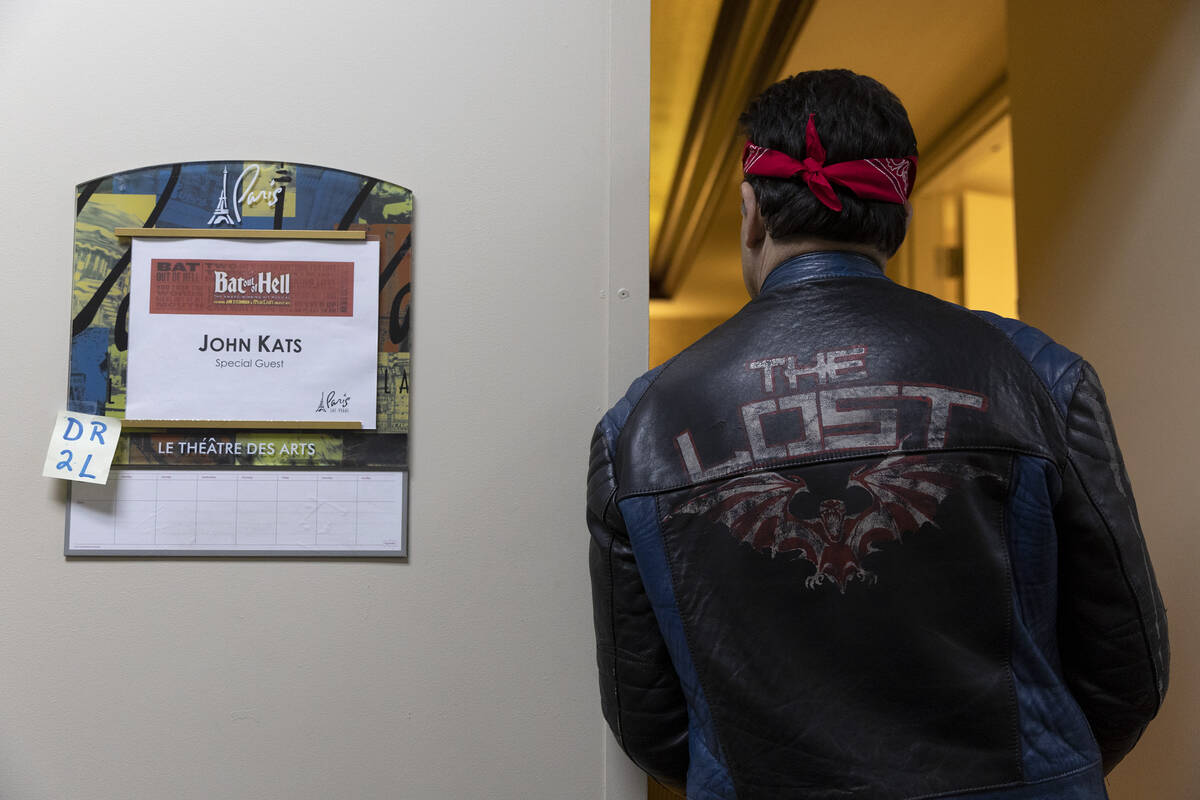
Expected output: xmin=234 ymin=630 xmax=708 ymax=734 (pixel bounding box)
xmin=588 ymin=253 xmax=1168 ymax=800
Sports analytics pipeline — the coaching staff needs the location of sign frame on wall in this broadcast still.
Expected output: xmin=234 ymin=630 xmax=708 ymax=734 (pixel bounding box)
xmin=65 ymin=161 xmax=412 ymax=557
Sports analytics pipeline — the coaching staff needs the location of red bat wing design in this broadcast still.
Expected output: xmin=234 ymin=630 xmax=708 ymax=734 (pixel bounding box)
xmin=672 ymin=472 xmax=821 ymax=562
xmin=670 ymin=456 xmax=995 ymax=593
xmin=846 ymin=455 xmax=995 ymax=558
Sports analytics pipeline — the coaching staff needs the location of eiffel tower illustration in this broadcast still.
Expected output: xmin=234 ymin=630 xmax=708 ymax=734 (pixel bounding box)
xmin=207 ymin=166 xmax=239 ymax=226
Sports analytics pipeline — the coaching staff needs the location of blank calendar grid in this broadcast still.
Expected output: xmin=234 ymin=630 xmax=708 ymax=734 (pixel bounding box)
xmin=69 ymin=470 xmax=406 ymax=554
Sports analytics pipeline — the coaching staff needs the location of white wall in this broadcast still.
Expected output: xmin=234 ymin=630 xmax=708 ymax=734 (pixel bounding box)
xmin=0 ymin=2 xmax=648 ymax=798
xmin=1008 ymin=1 xmax=1200 ymax=796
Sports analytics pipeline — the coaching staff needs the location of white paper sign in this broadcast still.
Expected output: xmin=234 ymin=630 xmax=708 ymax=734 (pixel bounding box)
xmin=126 ymin=238 xmax=379 ymax=427
xmin=43 ymin=410 xmax=121 ymax=484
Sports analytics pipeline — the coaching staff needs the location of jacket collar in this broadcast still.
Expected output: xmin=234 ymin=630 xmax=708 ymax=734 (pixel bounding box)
xmin=759 ymin=251 xmax=888 ymax=294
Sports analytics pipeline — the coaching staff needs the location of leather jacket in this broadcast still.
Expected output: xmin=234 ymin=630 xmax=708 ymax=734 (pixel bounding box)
xmin=587 ymin=252 xmax=1168 ymax=800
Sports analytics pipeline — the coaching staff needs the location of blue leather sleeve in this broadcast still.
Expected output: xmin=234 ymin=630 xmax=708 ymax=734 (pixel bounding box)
xmin=619 ymin=493 xmax=735 ymax=799
xmin=1055 ymin=364 xmax=1169 ymax=772
xmin=597 ymin=363 xmax=669 ymax=452
xmin=588 ymin=362 xmax=689 ymax=788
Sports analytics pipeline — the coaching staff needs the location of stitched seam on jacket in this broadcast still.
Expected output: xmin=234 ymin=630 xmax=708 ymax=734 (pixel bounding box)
xmin=759 ymin=272 xmax=888 ymax=292
xmin=1066 ymin=367 xmax=1165 ymax=704
xmin=964 ymin=310 xmax=1081 ymax=472
xmin=596 ymin=431 xmax=626 ymax=747
xmin=602 ymin=527 xmax=625 ymax=745
xmin=985 ymin=323 xmax=1081 ymax=426
xmin=900 ymin=759 xmax=1102 ymax=800
xmin=1049 ymin=360 xmax=1084 ymax=409
xmin=611 ymin=358 xmax=681 ymax=483
xmin=999 ymin=453 xmax=1024 ymax=782
xmin=654 ymin=492 xmax=740 ymax=800
xmin=1062 ymin=451 xmax=1164 ymax=715
xmin=602 ymin=496 xmax=665 ymax=669
xmin=616 ymin=445 xmax=1054 ymax=501
xmin=603 ymin=539 xmax=626 ymax=746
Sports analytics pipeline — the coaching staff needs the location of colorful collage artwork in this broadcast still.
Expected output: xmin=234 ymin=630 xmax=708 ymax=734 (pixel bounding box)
xmin=69 ymin=161 xmax=411 ymax=470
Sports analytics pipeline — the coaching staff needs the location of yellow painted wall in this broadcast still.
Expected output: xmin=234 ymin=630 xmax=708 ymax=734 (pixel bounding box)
xmin=903 ymin=192 xmax=965 ymax=304
xmin=962 ymin=190 xmax=1017 ymax=317
xmin=1008 ymin=1 xmax=1200 ymax=795
xmin=649 ymin=314 xmax=731 ymax=368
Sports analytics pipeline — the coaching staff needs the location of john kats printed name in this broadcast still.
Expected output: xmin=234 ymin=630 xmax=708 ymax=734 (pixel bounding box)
xmin=198 ymin=335 xmax=302 ymax=353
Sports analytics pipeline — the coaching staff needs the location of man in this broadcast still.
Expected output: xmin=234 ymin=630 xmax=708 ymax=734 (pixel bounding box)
xmin=587 ymin=70 xmax=1168 ymax=799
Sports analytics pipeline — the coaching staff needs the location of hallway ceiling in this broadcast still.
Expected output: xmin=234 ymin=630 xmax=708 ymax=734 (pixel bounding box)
xmin=650 ymin=0 xmax=1008 ymax=308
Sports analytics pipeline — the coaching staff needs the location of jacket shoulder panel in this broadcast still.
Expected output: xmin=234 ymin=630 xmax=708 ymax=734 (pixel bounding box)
xmin=971 ymin=310 xmax=1083 ymax=418
xmin=598 ymin=361 xmax=671 ymax=451
xmin=591 ymin=362 xmax=673 ymax=525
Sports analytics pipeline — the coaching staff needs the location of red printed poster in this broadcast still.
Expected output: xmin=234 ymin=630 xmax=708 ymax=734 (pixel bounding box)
xmin=126 ymin=238 xmax=380 ymax=427
xmin=148 ymin=259 xmax=355 ymax=317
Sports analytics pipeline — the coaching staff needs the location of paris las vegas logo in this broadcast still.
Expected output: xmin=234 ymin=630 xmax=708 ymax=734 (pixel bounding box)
xmin=207 ymin=163 xmax=293 ymax=226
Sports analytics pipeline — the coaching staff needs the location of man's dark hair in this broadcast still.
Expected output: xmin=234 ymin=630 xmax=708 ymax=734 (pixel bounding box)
xmin=739 ymin=69 xmax=918 ymax=257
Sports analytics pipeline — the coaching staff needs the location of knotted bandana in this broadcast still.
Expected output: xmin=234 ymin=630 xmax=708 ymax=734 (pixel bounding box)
xmin=742 ymin=114 xmax=917 ymax=212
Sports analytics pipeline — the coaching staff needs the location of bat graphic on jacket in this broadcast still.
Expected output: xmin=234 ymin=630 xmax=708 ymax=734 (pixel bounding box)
xmin=671 ymin=454 xmax=995 ymax=592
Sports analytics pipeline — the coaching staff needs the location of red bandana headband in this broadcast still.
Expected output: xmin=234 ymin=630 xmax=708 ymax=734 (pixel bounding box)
xmin=742 ymin=114 xmax=917 ymax=212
